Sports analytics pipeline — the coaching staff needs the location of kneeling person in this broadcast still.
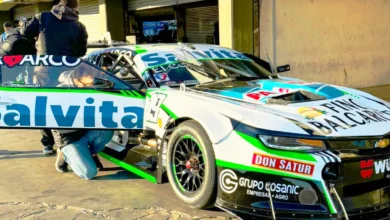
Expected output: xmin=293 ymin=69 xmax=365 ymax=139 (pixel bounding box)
xmin=54 ymin=130 xmax=113 ymax=179
xmin=53 ymin=65 xmax=112 ymax=179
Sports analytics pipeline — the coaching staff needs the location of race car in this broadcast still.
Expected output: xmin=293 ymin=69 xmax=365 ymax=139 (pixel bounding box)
xmin=0 ymin=43 xmax=389 ymax=220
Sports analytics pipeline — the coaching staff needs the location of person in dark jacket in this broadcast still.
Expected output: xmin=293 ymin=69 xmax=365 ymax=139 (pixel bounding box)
xmin=24 ymin=0 xmax=88 ymax=57
xmin=23 ymin=0 xmax=108 ymax=180
xmin=0 ymin=28 xmax=37 ymax=56
xmin=24 ymin=0 xmax=88 ymax=156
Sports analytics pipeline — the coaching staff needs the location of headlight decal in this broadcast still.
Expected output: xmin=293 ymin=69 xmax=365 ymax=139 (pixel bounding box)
xmin=259 ymin=135 xmax=326 ymax=152
xmin=236 ymin=131 xmax=317 ymax=162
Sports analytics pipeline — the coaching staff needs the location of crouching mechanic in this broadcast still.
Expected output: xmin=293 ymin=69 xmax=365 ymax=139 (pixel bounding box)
xmin=54 ymin=65 xmax=112 ymax=179
xmin=54 ymin=130 xmax=113 ymax=179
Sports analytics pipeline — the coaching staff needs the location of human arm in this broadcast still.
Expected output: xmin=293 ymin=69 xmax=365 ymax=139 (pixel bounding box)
xmin=23 ymin=14 xmax=41 ymax=43
xmin=75 ymin=22 xmax=88 ymax=57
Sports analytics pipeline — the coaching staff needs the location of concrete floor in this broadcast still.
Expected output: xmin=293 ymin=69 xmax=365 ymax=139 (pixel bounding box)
xmin=0 ymin=130 xmax=233 ymax=220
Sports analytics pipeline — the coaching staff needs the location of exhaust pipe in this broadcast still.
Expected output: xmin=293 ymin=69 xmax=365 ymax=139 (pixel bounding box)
xmin=129 ymin=135 xmax=157 ymax=148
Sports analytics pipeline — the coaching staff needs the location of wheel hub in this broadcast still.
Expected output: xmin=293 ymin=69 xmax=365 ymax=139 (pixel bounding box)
xmin=185 ymin=160 xmax=191 ymax=169
xmin=173 ymin=136 xmax=205 ymax=193
xmin=186 ymin=157 xmax=200 ymax=171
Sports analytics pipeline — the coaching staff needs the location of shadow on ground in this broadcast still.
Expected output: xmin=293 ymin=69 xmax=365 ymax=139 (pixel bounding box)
xmin=0 ymin=150 xmax=50 ymax=160
xmin=94 ymin=170 xmax=143 ymax=181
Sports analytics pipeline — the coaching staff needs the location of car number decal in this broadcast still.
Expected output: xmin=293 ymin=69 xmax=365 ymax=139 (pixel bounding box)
xmin=146 ymin=93 xmax=167 ymax=123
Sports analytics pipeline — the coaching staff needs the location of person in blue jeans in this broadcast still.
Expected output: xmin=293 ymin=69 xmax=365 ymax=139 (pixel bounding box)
xmin=55 ymin=130 xmax=113 ymax=179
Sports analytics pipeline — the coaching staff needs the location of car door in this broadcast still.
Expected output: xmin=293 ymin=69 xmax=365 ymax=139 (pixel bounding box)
xmin=0 ymin=55 xmax=145 ymax=131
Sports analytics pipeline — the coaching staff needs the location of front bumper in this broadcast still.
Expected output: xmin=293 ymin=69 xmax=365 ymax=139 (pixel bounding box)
xmin=216 ymin=199 xmax=390 ymax=219
xmin=216 ymin=165 xmax=390 ymax=220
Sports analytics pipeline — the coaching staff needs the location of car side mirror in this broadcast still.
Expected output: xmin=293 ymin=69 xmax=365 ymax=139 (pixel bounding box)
xmin=93 ymin=77 xmax=114 ymax=88
xmin=276 ymin=64 xmax=290 ymax=73
xmin=119 ymin=67 xmax=130 ymax=77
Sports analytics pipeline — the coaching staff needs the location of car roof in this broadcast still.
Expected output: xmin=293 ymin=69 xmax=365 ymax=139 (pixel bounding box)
xmin=88 ymin=43 xmax=236 ymax=55
xmin=86 ymin=43 xmax=251 ymax=74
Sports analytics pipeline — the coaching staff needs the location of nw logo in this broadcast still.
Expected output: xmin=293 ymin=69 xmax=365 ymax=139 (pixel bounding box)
xmin=360 ymin=160 xmax=374 ymax=179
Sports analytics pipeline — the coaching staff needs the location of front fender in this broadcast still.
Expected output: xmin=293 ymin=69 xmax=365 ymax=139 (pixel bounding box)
xmin=160 ymin=90 xmax=245 ymax=144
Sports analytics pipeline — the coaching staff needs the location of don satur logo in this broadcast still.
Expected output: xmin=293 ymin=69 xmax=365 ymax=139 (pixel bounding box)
xmin=219 ymin=169 xmax=238 ymax=194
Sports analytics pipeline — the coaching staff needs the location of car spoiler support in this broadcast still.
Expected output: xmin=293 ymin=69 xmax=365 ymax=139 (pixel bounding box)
xmin=330 ymin=184 xmax=349 ymax=220
xmin=266 ymin=183 xmax=276 ymax=220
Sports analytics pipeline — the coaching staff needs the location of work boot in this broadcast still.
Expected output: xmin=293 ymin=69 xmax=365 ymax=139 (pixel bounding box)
xmin=55 ymin=149 xmax=68 ymax=173
xmin=43 ymin=145 xmax=54 ymax=155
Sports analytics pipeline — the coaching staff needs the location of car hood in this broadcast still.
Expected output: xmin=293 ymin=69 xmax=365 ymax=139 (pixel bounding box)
xmin=194 ymin=78 xmax=390 ymax=137
xmin=196 ymin=78 xmax=346 ymax=104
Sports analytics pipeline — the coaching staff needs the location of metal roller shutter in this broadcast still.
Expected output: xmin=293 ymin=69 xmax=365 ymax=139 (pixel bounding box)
xmin=79 ymin=0 xmax=101 ymax=42
xmin=185 ymin=5 xmax=218 ymax=43
xmin=128 ymin=0 xmax=205 ymax=11
xmin=13 ymin=4 xmax=35 ymax=21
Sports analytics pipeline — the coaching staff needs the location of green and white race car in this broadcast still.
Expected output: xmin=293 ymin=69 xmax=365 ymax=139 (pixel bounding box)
xmin=1 ymin=43 xmax=389 ymax=219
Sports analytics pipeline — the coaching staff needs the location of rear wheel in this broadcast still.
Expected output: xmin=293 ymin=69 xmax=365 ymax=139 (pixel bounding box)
xmin=166 ymin=120 xmax=217 ymax=209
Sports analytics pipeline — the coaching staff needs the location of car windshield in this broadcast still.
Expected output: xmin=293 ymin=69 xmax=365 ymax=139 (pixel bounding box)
xmin=145 ymin=59 xmax=273 ymax=87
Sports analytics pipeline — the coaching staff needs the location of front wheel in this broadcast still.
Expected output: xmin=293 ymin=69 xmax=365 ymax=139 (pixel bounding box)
xmin=166 ymin=120 xmax=217 ymax=209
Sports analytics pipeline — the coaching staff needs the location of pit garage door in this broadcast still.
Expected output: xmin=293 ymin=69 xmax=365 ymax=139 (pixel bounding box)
xmin=12 ymin=4 xmax=35 ymax=21
xmin=185 ymin=5 xmax=218 ymax=43
xmin=128 ymin=0 xmax=206 ymax=11
xmin=79 ymin=0 xmax=101 ymax=42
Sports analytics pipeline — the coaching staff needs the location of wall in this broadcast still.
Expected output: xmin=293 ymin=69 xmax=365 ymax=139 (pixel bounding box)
xmin=0 ymin=11 xmax=11 ymax=28
xmin=218 ymin=0 xmax=233 ymax=48
xmin=259 ymin=0 xmax=390 ymax=89
xmin=105 ymin=0 xmax=125 ymax=41
xmin=35 ymin=2 xmax=52 ymax=14
xmin=219 ymin=0 xmax=253 ymax=54
xmin=232 ymin=0 xmax=253 ymax=54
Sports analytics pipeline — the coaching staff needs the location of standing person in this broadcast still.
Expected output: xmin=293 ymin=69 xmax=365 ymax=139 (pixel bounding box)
xmin=1 ymin=22 xmax=13 ymax=43
xmin=0 ymin=22 xmax=36 ymax=56
xmin=158 ymin=24 xmax=172 ymax=43
xmin=17 ymin=17 xmax=28 ymax=35
xmin=24 ymin=0 xmax=88 ymax=156
xmin=24 ymin=0 xmax=88 ymax=56
xmin=23 ymin=0 xmax=109 ymax=180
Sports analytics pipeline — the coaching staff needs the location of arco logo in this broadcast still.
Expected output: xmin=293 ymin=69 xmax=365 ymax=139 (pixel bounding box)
xmin=0 ymin=55 xmax=81 ymax=67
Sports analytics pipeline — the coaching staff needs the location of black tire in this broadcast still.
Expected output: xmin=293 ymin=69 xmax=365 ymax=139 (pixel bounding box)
xmin=166 ymin=120 xmax=217 ymax=209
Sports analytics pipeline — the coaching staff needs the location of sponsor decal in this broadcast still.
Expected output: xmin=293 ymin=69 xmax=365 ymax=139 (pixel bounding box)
xmin=0 ymin=55 xmax=81 ymax=67
xmin=246 ymin=91 xmax=275 ymax=101
xmin=299 ymin=98 xmax=390 ymax=135
xmin=220 ymin=169 xmax=238 ymax=194
xmin=244 ymin=87 xmax=299 ymax=102
xmin=252 ymin=153 xmax=315 ymax=176
xmin=360 ymin=158 xmax=390 ymax=179
xmin=141 ymin=49 xmax=249 ymax=67
xmin=110 ymin=49 xmax=132 ymax=57
xmin=219 ymin=169 xmax=300 ymax=200
xmin=154 ymin=73 xmax=170 ymax=82
xmin=360 ymin=160 xmax=373 ymax=179
xmin=273 ymin=87 xmax=293 ymax=93
xmin=162 ymin=140 xmax=168 ymax=167
xmin=0 ymin=96 xmax=143 ymax=129
xmin=298 ymin=107 xmax=327 ymax=120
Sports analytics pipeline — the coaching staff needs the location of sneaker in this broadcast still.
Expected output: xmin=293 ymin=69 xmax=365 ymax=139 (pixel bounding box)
xmin=43 ymin=146 xmax=54 ymax=155
xmin=55 ymin=150 xmax=68 ymax=173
